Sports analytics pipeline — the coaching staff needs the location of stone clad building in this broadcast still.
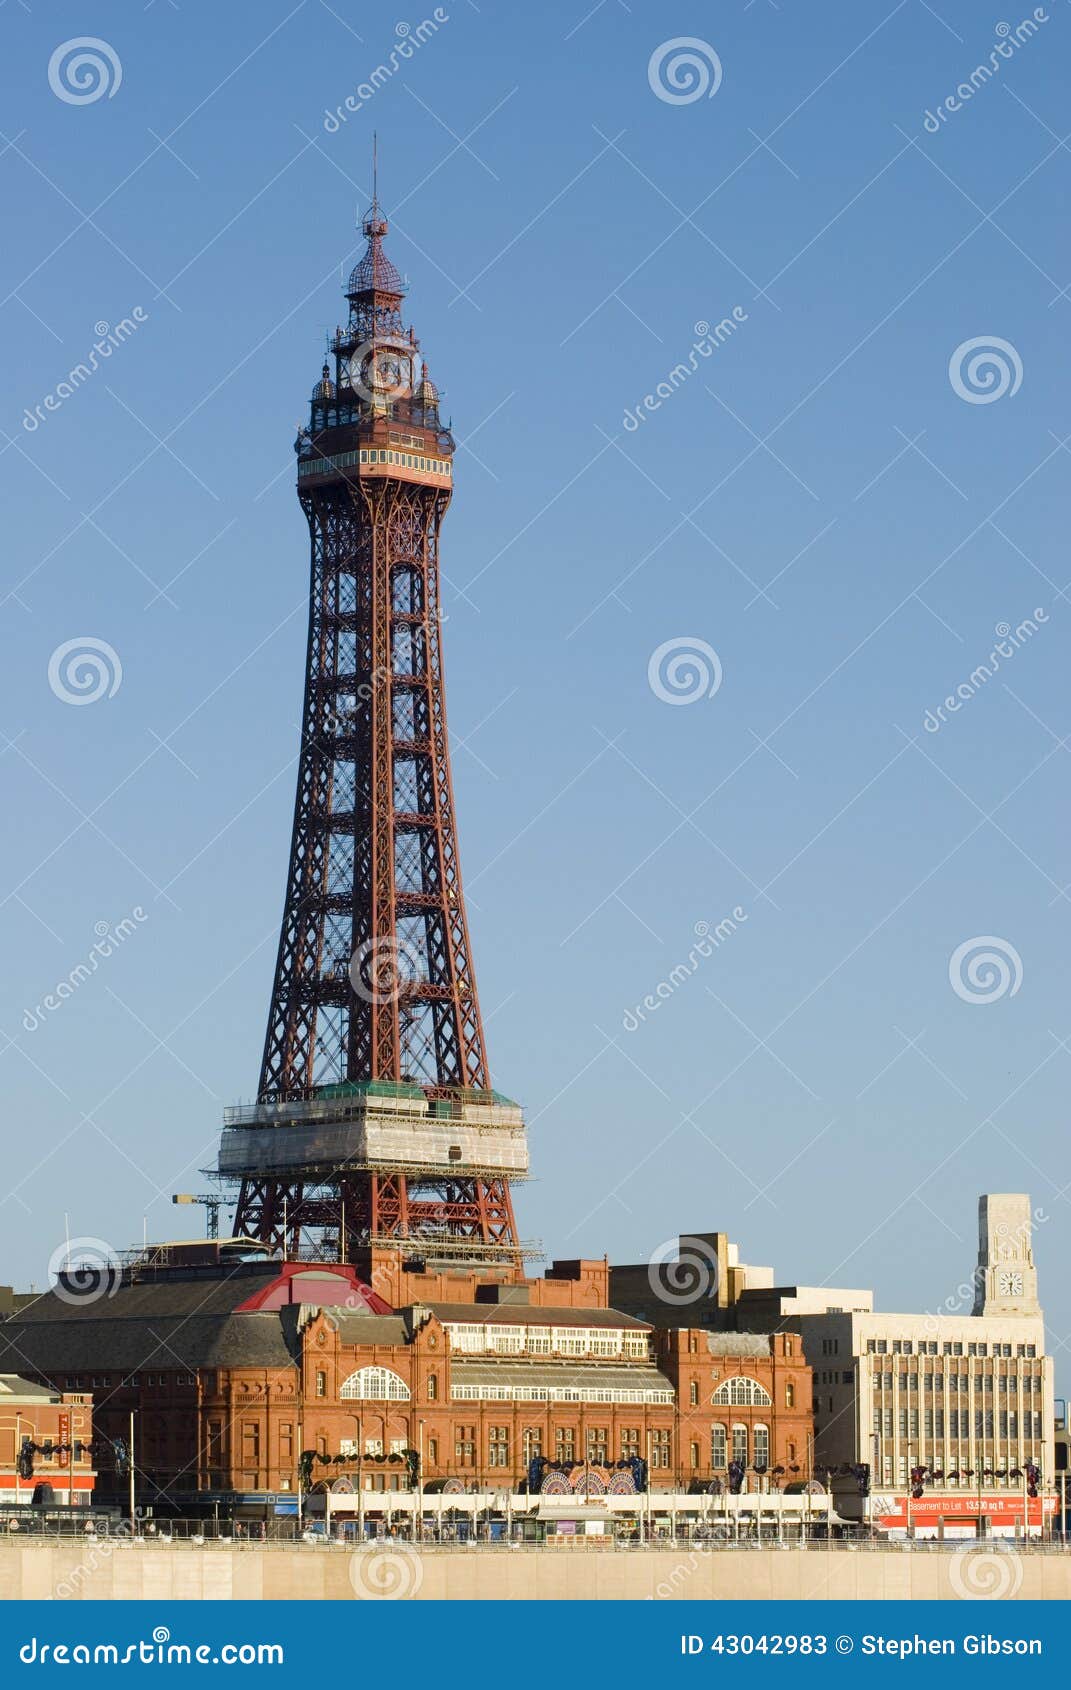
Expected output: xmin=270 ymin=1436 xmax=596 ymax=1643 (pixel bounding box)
xmin=0 ymin=1246 xmax=814 ymax=1517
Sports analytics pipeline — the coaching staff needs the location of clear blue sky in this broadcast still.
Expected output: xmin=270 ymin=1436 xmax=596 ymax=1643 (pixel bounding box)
xmin=1 ymin=3 xmax=1069 ymax=1377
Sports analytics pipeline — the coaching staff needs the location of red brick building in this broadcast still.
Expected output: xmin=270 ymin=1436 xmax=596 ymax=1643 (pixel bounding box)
xmin=0 ymin=1250 xmax=813 ymax=1515
xmin=0 ymin=1374 xmax=95 ymax=1510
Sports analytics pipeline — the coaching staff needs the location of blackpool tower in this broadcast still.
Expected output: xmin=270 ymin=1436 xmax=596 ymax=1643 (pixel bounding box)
xmin=220 ymin=188 xmax=529 ymax=1279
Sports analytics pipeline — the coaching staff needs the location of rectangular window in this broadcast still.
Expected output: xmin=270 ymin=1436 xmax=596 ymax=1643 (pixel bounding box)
xmin=428 ymin=1438 xmax=438 ymax=1466
xmin=316 ymin=1371 xmax=326 ymax=1397
xmin=650 ymin=1429 xmax=671 ymax=1470
xmin=554 ymin=1427 xmax=575 ymax=1463
xmin=488 ymin=1427 xmax=510 ymax=1468
xmin=621 ymin=1427 xmax=640 ymax=1460
xmin=454 ymin=1426 xmax=475 ymax=1467
xmin=586 ymin=1427 xmax=608 ymax=1464
xmin=731 ymin=1425 xmax=747 ymax=1466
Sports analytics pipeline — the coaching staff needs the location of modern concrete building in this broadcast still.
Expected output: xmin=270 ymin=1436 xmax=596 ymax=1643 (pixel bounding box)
xmin=800 ymin=1195 xmax=1055 ymax=1536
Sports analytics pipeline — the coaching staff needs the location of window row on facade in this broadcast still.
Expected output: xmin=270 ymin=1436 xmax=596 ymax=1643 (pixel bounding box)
xmin=441 ymin=1324 xmax=650 ymax=1359
xmin=871 ymin=1373 xmax=1044 ymax=1393
xmin=864 ymin=1339 xmax=1037 ymax=1358
xmin=873 ymin=1408 xmax=1045 ymax=1438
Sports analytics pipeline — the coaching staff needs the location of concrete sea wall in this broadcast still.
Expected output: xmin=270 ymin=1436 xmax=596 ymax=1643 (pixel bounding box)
xmin=1 ymin=1544 xmax=1068 ymax=1601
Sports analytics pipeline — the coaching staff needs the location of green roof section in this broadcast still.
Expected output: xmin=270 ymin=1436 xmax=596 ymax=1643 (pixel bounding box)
xmin=313 ymin=1080 xmax=520 ymax=1108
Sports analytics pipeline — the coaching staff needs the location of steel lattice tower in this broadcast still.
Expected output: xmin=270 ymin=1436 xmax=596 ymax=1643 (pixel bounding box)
xmin=222 ymin=195 xmax=527 ymax=1268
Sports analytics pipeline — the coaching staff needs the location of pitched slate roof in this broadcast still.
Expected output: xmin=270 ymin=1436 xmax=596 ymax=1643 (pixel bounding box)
xmin=330 ymin=1314 xmax=410 ymax=1347
xmin=452 ymin=1362 xmax=672 ymax=1393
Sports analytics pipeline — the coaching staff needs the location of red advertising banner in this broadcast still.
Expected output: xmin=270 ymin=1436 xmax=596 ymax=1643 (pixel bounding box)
xmin=871 ymin=1491 xmax=1053 ymax=1530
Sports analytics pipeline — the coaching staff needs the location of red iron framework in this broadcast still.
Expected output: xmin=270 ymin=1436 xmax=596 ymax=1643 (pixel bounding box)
xmin=224 ymin=195 xmax=527 ymax=1266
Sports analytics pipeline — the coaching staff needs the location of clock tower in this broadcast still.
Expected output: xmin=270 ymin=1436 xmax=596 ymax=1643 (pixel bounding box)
xmin=972 ymin=1192 xmax=1041 ymax=1316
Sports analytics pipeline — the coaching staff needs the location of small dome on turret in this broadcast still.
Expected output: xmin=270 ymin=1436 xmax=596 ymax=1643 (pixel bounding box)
xmin=312 ymin=361 xmax=335 ymax=401
xmin=416 ymin=367 xmax=440 ymax=406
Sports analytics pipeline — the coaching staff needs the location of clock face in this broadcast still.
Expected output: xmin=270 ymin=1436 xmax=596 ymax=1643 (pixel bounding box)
xmin=997 ymin=1270 xmax=1024 ymax=1297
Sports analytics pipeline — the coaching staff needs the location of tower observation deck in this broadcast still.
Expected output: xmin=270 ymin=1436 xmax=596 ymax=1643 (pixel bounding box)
xmin=222 ymin=191 xmax=528 ymax=1274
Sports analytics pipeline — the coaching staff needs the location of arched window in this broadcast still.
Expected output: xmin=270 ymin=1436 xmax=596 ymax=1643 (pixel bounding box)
xmin=339 ymin=1366 xmax=410 ymax=1402
xmin=427 ymin=1374 xmax=438 ymax=1401
xmin=731 ymin=1424 xmax=748 ymax=1465
xmin=712 ymin=1376 xmax=772 ymax=1407
xmin=753 ymin=1425 xmax=770 ymax=1469
xmin=785 ymin=1382 xmax=795 ymax=1409
xmin=711 ymin=1424 xmax=727 ymax=1468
